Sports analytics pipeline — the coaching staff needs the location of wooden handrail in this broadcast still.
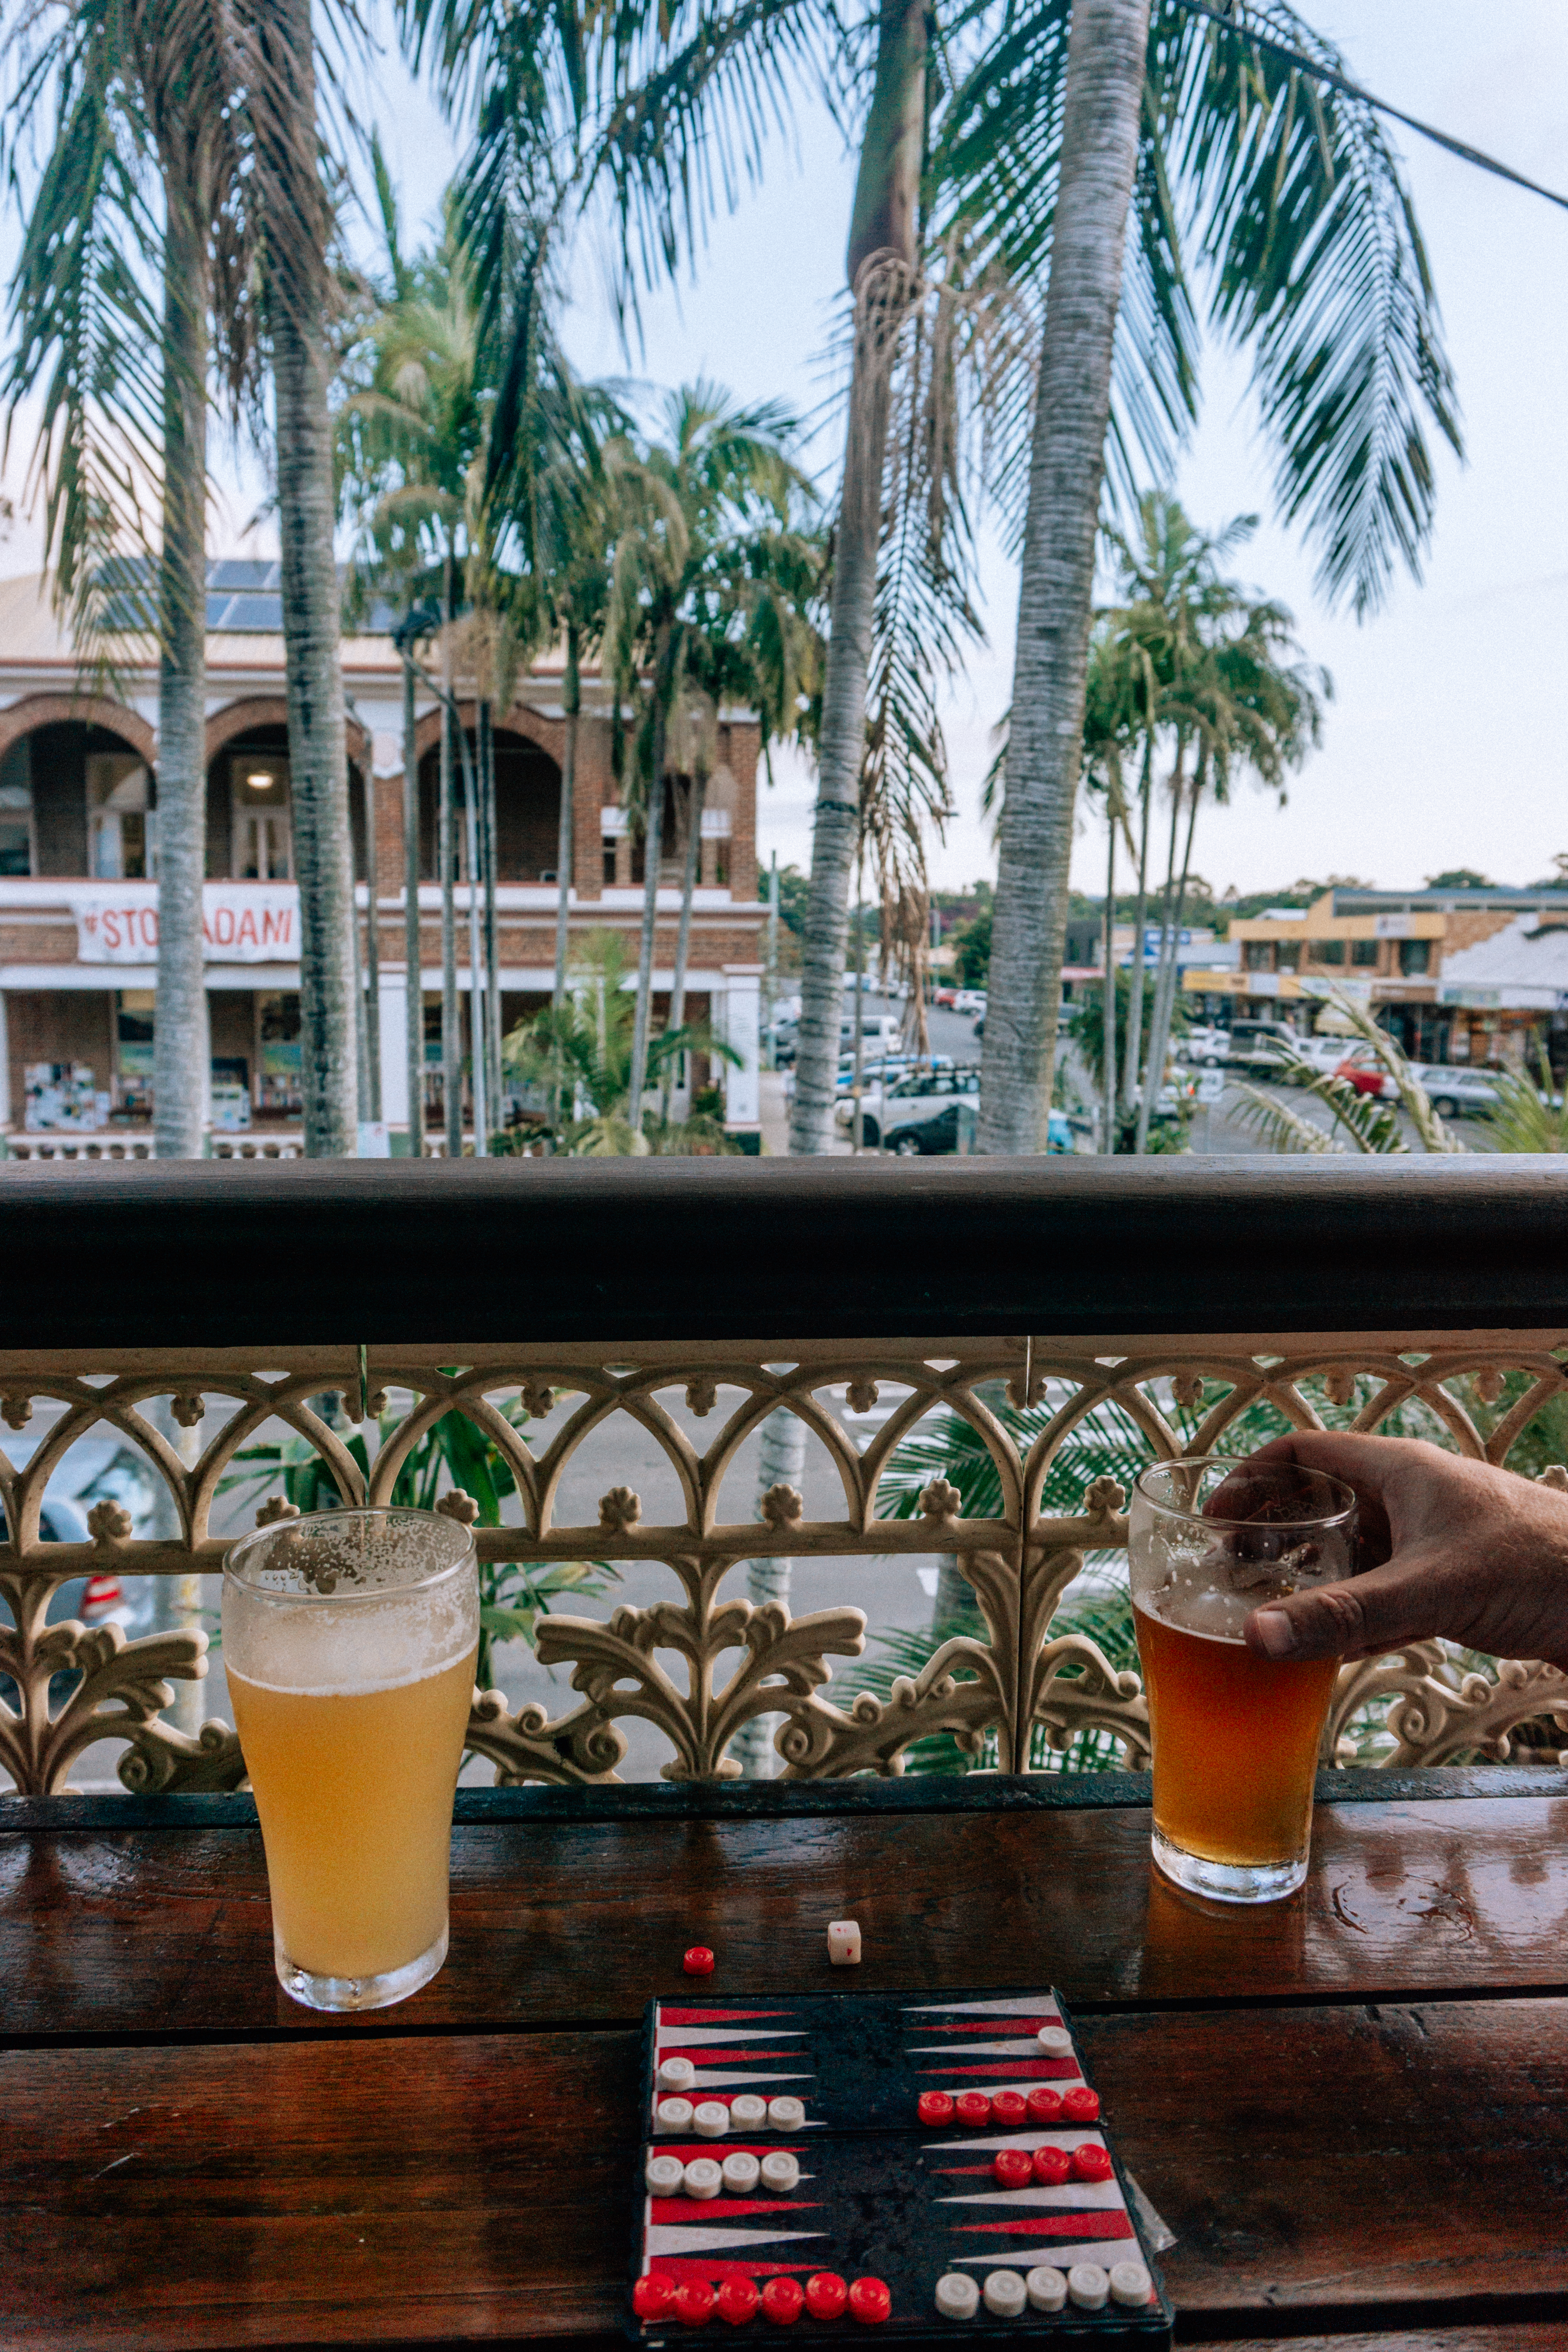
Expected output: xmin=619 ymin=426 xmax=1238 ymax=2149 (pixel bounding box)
xmin=1 ymin=1153 xmax=1567 ymax=1346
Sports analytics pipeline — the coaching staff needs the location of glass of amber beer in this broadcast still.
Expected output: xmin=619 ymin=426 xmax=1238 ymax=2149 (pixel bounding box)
xmin=223 ymin=1507 xmax=479 ymax=2010
xmin=1130 ymin=1458 xmax=1356 ymax=1903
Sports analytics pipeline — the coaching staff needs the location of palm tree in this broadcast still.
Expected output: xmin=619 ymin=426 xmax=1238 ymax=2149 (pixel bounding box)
xmin=236 ymin=0 xmax=366 ymax=1155
xmin=601 ymin=384 xmax=817 ymax=1126
xmin=1130 ymin=551 xmax=1329 ymax=1150
xmin=408 ymin=0 xmax=1457 ymax=1157
xmin=502 ymin=929 xmax=737 ymax=1154
xmin=2 ymin=0 xmax=254 ymax=1159
xmin=969 ymin=0 xmax=1459 ymax=1148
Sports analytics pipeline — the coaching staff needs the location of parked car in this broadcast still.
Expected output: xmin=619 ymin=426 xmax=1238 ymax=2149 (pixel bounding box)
xmin=835 ymin=1053 xmax=954 ymax=1098
xmin=1178 ymin=1024 xmax=1232 ymax=1069
xmin=1209 ymin=1018 xmax=1320 ymax=1076
xmin=952 ymin=988 xmax=988 ymax=1017
xmin=1333 ymin=1048 xmax=1396 ymax=1100
xmin=931 ymin=984 xmax=959 ymax=1009
xmin=1411 ymin=1063 xmax=1504 ymax=1119
xmin=834 ymin=1067 xmax=979 ymax=1153
xmin=1291 ymin=1033 xmax=1362 ymax=1080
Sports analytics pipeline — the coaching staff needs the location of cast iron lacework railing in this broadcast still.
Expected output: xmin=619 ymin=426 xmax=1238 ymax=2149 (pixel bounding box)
xmin=2 ymin=1338 xmax=1566 ymax=1795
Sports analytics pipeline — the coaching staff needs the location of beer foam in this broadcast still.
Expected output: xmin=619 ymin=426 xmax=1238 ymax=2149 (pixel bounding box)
xmin=1136 ymin=1583 xmax=1254 ymax=1644
xmin=226 ymin=1587 xmax=475 ymax=1697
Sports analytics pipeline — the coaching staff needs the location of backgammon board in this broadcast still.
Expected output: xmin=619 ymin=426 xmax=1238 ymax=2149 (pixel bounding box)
xmin=627 ymin=1989 xmax=1172 ymax=2345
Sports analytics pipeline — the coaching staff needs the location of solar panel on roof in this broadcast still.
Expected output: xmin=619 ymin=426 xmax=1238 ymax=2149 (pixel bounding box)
xmin=93 ymin=555 xmax=389 ymax=633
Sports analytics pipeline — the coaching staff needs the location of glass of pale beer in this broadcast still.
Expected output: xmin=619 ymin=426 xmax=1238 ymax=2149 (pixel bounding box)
xmin=223 ymin=1506 xmax=479 ymax=2010
xmin=1130 ymin=1458 xmax=1356 ymax=1904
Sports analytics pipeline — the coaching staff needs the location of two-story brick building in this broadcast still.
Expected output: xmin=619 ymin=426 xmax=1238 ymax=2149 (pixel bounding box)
xmin=1181 ymin=886 xmax=1568 ymax=1069
xmin=0 ymin=566 xmax=768 ymax=1140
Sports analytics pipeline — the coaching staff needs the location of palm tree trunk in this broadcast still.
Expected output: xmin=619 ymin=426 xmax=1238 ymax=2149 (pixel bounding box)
xmin=1120 ymin=734 xmax=1154 ymax=1122
xmin=351 ymin=861 xmax=371 ymax=1122
xmin=440 ymin=575 xmax=461 ymax=1154
xmin=1140 ymin=755 xmax=1204 ymax=1138
xmin=402 ymin=647 xmax=424 ymax=1156
xmin=260 ymin=0 xmax=354 ymax=1158
xmin=977 ymin=0 xmax=1151 ymax=1153
xmin=552 ymin=623 xmax=579 ymax=1129
xmin=628 ymin=661 xmax=672 ymax=1126
xmin=664 ymin=770 xmax=705 ymax=1121
xmin=362 ymin=759 xmax=382 ymax=1123
xmin=1101 ymin=814 xmax=1116 ymax=1152
xmin=152 ymin=202 xmax=210 ymax=1162
xmin=730 ymin=1407 xmax=809 ymax=1777
xmin=480 ymin=698 xmax=502 ymax=1130
xmin=788 ymin=0 xmax=926 ymax=1156
xmin=460 ymin=717 xmax=489 ymax=1152
xmin=1134 ymin=737 xmax=1186 ymax=1154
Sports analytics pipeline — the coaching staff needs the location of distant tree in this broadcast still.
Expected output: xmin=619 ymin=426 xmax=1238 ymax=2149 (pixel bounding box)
xmin=951 ymin=909 xmax=992 ymax=989
xmin=1425 ymin=868 xmax=1495 ymax=890
xmin=775 ymin=865 xmax=811 ymax=938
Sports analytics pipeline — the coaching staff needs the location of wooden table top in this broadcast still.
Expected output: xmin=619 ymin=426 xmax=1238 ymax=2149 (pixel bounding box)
xmin=4 ymin=1772 xmax=1567 ymax=2352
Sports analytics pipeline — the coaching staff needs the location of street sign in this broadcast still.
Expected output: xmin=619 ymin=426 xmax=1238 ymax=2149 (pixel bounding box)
xmin=1196 ymin=1069 xmax=1225 ymax=1104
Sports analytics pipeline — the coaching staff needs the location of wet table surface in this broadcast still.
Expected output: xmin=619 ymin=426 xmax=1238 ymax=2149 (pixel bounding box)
xmin=3 ymin=1770 xmax=1568 ymax=2352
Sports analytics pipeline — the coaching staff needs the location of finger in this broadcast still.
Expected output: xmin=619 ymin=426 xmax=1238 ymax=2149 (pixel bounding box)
xmin=1239 ymin=1431 xmax=1396 ymax=1564
xmin=1245 ymin=1553 xmax=1441 ymax=1663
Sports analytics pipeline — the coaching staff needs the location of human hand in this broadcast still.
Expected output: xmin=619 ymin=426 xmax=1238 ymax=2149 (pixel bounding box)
xmin=1231 ymin=1432 xmax=1568 ymax=1671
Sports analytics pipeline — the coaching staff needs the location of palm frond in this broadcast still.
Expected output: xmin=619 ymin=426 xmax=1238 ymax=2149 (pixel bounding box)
xmin=1160 ymin=0 xmax=1461 ymax=615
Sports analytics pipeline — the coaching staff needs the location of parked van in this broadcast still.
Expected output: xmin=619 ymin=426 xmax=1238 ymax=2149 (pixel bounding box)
xmin=841 ymin=1015 xmax=904 ymax=1054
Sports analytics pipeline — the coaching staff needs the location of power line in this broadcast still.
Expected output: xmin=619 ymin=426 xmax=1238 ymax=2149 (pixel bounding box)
xmin=1175 ymin=0 xmax=1568 ymax=217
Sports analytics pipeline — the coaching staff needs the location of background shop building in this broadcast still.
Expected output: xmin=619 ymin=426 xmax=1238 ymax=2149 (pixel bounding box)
xmin=1181 ymin=886 xmax=1568 ymax=1071
xmin=0 ymin=565 xmax=768 ymax=1142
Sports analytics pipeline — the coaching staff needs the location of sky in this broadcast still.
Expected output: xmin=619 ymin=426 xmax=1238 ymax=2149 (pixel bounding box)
xmin=5 ymin=1 xmax=1568 ymax=900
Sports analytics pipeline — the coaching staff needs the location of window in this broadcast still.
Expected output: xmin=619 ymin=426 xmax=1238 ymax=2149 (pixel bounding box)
xmin=1244 ymin=941 xmax=1272 ymax=971
xmin=1351 ymin=938 xmax=1379 ymax=967
xmin=0 ymin=739 xmax=32 ymax=875
xmin=603 ymin=849 xmax=617 ymax=886
xmin=1276 ymin=942 xmax=1301 ymax=972
xmin=232 ymin=755 xmax=292 ymax=879
xmin=88 ymin=753 xmax=152 ymax=878
xmin=1399 ymin=938 xmax=1432 ymax=977
xmin=1312 ymin=938 xmax=1346 ymax=966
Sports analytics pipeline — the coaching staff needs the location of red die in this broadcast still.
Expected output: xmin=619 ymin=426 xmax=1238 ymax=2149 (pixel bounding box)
xmin=848 ymin=2278 xmax=892 ymax=2325
xmin=634 ymin=2276 xmax=680 ymax=2322
xmin=805 ymin=2274 xmax=849 ymax=2321
xmin=761 ymin=2279 xmax=805 ymax=2325
xmin=1062 ymin=2085 xmax=1100 ymax=2123
xmin=683 ymin=1947 xmax=716 ymax=1977
xmin=917 ymin=2091 xmax=955 ymax=2127
xmin=990 ymin=2092 xmax=1027 ymax=2129
xmin=1026 ymin=2086 xmax=1064 ymax=2125
xmin=1032 ymin=2145 xmax=1071 ymax=2186
xmin=993 ymin=2149 xmax=1033 ymax=2188
xmin=1071 ymin=2142 xmax=1114 ymax=2182
xmin=675 ymin=2280 xmax=717 ymax=2327
xmin=954 ymin=2092 xmax=992 ymax=2127
xmin=717 ymin=2278 xmax=760 ymax=2326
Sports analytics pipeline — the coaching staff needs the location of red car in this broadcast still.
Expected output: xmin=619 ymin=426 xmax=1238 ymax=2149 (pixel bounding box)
xmin=1334 ymin=1052 xmax=1393 ymax=1100
xmin=932 ymin=985 xmax=958 ymax=1009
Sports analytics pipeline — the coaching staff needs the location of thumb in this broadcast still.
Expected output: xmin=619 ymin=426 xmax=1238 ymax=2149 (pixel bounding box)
xmin=1245 ymin=1552 xmax=1441 ymax=1663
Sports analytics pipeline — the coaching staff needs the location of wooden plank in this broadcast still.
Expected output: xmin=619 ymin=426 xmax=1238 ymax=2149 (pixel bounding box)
xmin=1215 ymin=2336 xmax=1568 ymax=2352
xmin=1082 ymin=2001 xmax=1568 ymax=2330
xmin=11 ymin=1765 xmax=1568 ymax=1833
xmin=3 ymin=2002 xmax=1566 ymax=2349
xmin=0 ymin=2029 xmax=636 ymax=2349
xmin=5 ymin=1799 xmax=1568 ymax=2043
